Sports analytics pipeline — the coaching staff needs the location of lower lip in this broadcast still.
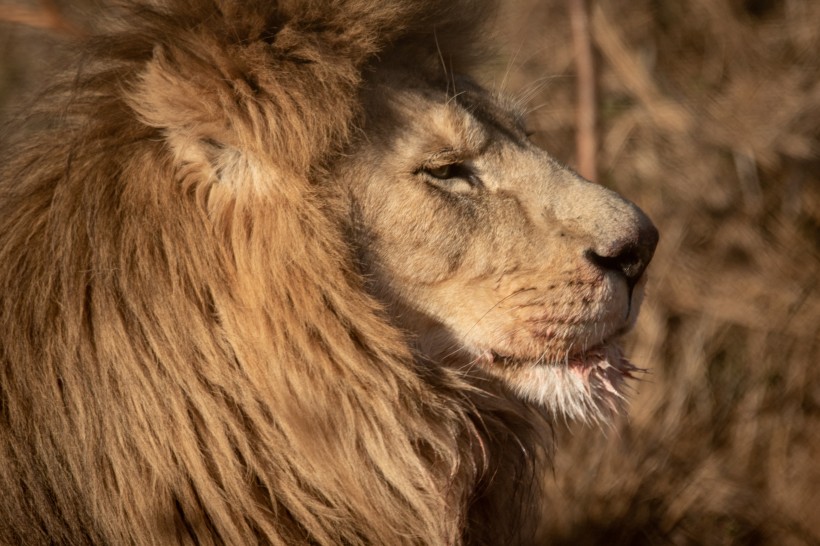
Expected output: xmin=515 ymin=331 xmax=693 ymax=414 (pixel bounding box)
xmin=477 ymin=341 xmax=625 ymax=369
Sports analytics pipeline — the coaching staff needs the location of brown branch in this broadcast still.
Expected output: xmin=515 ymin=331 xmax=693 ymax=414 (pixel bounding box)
xmin=568 ymin=0 xmax=598 ymax=182
xmin=0 ymin=1 xmax=83 ymax=37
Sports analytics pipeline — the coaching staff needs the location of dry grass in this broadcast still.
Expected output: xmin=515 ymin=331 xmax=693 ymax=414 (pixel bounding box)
xmin=496 ymin=0 xmax=820 ymax=543
xmin=2 ymin=0 xmax=818 ymax=544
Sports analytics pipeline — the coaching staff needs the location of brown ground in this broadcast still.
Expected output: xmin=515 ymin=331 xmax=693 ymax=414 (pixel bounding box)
xmin=2 ymin=1 xmax=818 ymax=544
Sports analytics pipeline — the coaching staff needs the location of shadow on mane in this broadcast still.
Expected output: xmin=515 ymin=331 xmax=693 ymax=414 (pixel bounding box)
xmin=0 ymin=1 xmax=553 ymax=544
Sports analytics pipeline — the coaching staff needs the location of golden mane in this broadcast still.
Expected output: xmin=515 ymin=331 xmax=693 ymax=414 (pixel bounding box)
xmin=0 ymin=1 xmax=543 ymax=544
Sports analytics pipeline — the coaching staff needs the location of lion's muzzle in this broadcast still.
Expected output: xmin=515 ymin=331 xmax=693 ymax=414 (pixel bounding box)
xmin=585 ymin=211 xmax=659 ymax=290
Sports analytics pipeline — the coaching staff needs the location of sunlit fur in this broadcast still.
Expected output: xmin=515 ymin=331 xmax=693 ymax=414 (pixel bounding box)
xmin=0 ymin=1 xmax=545 ymax=544
xmin=0 ymin=0 xmax=654 ymax=544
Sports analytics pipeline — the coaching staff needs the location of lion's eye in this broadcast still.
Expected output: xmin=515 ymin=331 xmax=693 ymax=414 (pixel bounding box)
xmin=426 ymin=164 xmax=457 ymax=179
xmin=420 ymin=163 xmax=480 ymax=193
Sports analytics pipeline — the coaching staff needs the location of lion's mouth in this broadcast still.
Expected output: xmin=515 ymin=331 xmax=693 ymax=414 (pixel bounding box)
xmin=476 ymin=340 xmax=634 ymax=372
xmin=471 ymin=340 xmax=642 ymax=419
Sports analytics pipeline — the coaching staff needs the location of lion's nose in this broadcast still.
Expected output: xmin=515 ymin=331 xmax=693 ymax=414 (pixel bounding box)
xmin=586 ymin=220 xmax=659 ymax=288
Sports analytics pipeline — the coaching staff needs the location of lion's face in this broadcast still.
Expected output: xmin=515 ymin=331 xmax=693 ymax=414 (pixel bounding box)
xmin=340 ymin=73 xmax=658 ymax=419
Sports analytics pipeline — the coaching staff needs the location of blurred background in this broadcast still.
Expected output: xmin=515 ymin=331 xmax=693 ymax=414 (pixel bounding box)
xmin=2 ymin=1 xmax=818 ymax=544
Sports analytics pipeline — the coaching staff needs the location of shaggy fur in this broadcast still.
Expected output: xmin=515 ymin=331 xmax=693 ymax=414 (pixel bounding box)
xmin=0 ymin=1 xmax=548 ymax=544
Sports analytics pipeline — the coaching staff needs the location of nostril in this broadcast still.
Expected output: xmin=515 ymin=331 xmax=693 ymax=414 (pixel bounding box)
xmin=586 ymin=223 xmax=659 ymax=287
xmin=586 ymin=247 xmax=640 ymax=281
xmin=586 ymin=248 xmax=643 ymax=287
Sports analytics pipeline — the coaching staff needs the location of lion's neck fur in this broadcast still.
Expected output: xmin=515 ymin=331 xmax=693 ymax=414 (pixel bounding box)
xmin=0 ymin=1 xmax=545 ymax=544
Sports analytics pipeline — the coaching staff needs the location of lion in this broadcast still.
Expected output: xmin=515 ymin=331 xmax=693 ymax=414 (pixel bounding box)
xmin=0 ymin=0 xmax=657 ymax=544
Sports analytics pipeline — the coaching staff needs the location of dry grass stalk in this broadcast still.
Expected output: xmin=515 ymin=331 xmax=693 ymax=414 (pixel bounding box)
xmin=567 ymin=0 xmax=598 ymax=181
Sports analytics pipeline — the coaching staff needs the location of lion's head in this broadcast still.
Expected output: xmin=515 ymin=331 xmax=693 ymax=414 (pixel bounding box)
xmin=0 ymin=0 xmax=657 ymax=544
xmin=341 ymin=72 xmax=657 ymax=420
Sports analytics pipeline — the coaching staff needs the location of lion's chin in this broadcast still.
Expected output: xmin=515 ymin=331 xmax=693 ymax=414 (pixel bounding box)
xmin=476 ymin=343 xmax=641 ymax=422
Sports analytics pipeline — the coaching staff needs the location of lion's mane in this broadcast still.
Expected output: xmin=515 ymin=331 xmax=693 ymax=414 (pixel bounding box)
xmin=0 ymin=1 xmax=543 ymax=544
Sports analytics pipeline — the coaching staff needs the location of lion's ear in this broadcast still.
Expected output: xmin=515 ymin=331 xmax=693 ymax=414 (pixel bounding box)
xmin=122 ymin=0 xmax=438 ymax=178
xmin=126 ymin=23 xmax=364 ymax=186
xmin=128 ymin=47 xmax=253 ymax=157
xmin=124 ymin=44 xmax=302 ymax=199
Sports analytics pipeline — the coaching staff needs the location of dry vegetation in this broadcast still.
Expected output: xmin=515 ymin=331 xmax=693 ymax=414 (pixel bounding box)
xmin=496 ymin=1 xmax=820 ymax=544
xmin=1 ymin=0 xmax=818 ymax=544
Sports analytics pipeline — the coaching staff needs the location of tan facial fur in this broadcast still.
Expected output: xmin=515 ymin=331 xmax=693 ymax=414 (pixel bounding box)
xmin=342 ymin=74 xmax=658 ymax=420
